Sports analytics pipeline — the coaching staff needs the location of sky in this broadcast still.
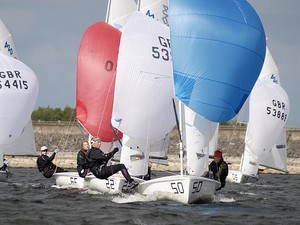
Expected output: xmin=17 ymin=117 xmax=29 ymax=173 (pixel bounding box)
xmin=0 ymin=0 xmax=299 ymax=128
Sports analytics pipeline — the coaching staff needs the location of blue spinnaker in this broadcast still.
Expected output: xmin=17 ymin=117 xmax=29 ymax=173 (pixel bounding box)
xmin=169 ymin=0 xmax=266 ymax=122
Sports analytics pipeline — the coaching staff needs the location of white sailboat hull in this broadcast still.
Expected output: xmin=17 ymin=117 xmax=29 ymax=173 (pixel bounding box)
xmin=85 ymin=174 xmax=144 ymax=194
xmin=53 ymin=172 xmax=86 ymax=189
xmin=226 ymin=170 xmax=258 ymax=183
xmin=138 ymin=175 xmax=220 ymax=204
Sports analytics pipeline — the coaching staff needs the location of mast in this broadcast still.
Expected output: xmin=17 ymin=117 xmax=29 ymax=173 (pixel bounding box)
xmin=105 ymin=0 xmax=111 ymax=23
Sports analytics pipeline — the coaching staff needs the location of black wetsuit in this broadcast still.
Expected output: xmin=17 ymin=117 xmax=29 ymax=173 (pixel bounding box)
xmin=77 ymin=150 xmax=89 ymax=178
xmin=86 ymin=147 xmax=133 ymax=182
xmin=208 ymin=159 xmax=229 ymax=189
xmin=37 ymin=153 xmax=64 ymax=178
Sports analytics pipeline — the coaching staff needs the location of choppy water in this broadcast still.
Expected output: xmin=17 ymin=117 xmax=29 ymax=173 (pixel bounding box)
xmin=0 ymin=168 xmax=299 ymax=225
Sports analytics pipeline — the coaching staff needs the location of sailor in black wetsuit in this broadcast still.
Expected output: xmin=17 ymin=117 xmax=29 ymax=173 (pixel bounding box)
xmin=86 ymin=136 xmax=138 ymax=189
xmin=77 ymin=141 xmax=89 ymax=178
xmin=37 ymin=146 xmax=66 ymax=178
xmin=206 ymin=150 xmax=228 ymax=190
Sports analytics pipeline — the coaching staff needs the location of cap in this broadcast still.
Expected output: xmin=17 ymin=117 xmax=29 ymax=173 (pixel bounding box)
xmin=40 ymin=146 xmax=48 ymax=151
xmin=90 ymin=136 xmax=101 ymax=145
xmin=214 ymin=150 xmax=222 ymax=158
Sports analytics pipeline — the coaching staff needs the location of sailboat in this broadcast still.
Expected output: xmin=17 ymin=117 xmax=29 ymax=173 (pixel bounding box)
xmin=108 ymin=0 xmax=173 ymax=176
xmin=137 ymin=0 xmax=266 ymax=204
xmin=227 ymin=46 xmax=290 ymax=183
xmin=110 ymin=11 xmax=175 ymax=191
xmin=0 ymin=18 xmax=38 ymax=182
xmin=0 ymin=53 xmax=39 ymax=181
xmin=54 ymin=21 xmax=125 ymax=190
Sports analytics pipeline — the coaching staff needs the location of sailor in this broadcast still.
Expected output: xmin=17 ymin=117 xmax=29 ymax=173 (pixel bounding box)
xmin=0 ymin=159 xmax=9 ymax=171
xmin=37 ymin=146 xmax=66 ymax=178
xmin=86 ymin=136 xmax=138 ymax=189
xmin=76 ymin=141 xmax=90 ymax=178
xmin=206 ymin=150 xmax=228 ymax=190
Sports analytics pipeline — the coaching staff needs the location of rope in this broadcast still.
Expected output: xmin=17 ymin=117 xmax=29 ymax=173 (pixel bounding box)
xmin=53 ymin=108 xmax=78 ymax=167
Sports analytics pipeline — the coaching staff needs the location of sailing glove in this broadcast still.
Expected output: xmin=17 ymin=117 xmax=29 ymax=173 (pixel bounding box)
xmin=112 ymin=147 xmax=119 ymax=154
xmin=54 ymin=148 xmax=61 ymax=153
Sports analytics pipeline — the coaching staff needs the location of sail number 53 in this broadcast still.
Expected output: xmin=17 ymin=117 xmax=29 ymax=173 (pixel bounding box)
xmin=152 ymin=36 xmax=171 ymax=61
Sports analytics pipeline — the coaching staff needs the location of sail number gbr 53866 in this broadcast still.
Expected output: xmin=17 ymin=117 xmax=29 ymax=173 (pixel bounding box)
xmin=266 ymin=99 xmax=288 ymax=121
xmin=0 ymin=70 xmax=28 ymax=90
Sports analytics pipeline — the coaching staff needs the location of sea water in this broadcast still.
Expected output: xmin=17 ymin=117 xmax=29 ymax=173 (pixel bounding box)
xmin=0 ymin=168 xmax=299 ymax=225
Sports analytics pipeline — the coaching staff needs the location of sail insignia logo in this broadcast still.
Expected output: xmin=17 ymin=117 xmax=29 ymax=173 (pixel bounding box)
xmin=162 ymin=4 xmax=169 ymax=26
xmin=145 ymin=10 xmax=155 ymax=19
xmin=270 ymin=74 xmax=278 ymax=83
xmin=4 ymin=41 xmax=14 ymax=55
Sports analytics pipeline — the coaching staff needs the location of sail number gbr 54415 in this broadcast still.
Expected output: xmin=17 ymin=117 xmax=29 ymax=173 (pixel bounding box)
xmin=0 ymin=70 xmax=28 ymax=90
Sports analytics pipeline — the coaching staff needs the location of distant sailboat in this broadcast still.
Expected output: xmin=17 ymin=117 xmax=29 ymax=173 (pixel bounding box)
xmin=0 ymin=53 xmax=39 ymax=181
xmin=0 ymin=18 xmax=38 ymax=182
xmin=227 ymin=46 xmax=290 ymax=183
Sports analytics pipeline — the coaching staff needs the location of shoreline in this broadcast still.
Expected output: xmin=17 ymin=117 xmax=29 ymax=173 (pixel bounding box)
xmin=5 ymin=153 xmax=300 ymax=175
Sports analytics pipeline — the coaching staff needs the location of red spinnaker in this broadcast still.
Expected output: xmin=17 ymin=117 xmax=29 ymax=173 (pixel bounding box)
xmin=76 ymin=22 xmax=122 ymax=142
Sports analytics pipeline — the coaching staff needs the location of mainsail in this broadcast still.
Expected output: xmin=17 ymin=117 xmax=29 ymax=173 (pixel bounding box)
xmin=241 ymin=78 xmax=290 ymax=176
xmin=112 ymin=12 xmax=174 ymax=175
xmin=106 ymin=0 xmax=137 ymax=31
xmin=0 ymin=54 xmax=39 ymax=145
xmin=0 ymin=18 xmax=37 ymax=159
xmin=235 ymin=46 xmax=290 ymax=182
xmin=0 ymin=19 xmax=18 ymax=59
xmin=138 ymin=0 xmax=169 ymax=26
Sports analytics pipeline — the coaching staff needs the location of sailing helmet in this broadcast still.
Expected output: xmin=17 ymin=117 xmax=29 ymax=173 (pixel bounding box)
xmin=90 ymin=137 xmax=101 ymax=145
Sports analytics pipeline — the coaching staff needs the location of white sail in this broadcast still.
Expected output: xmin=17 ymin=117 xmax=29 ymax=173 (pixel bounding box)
xmin=245 ymin=78 xmax=289 ymax=162
xmin=3 ymin=121 xmax=36 ymax=155
xmin=106 ymin=0 xmax=137 ymax=30
xmin=112 ymin=12 xmax=174 ymax=140
xmin=259 ymin=47 xmax=281 ymax=84
xmin=240 ymin=46 xmax=288 ymax=175
xmin=138 ymin=0 xmax=169 ymax=26
xmin=112 ymin=12 xmax=174 ymax=175
xmin=0 ymin=18 xmax=37 ymax=156
xmin=258 ymin=46 xmax=287 ymax=171
xmin=184 ymin=105 xmax=219 ymax=176
xmin=0 ymin=54 xmax=39 ymax=145
xmin=0 ymin=19 xmax=18 ymax=59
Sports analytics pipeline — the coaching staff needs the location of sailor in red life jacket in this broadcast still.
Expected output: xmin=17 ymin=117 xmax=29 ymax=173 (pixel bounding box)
xmin=206 ymin=150 xmax=229 ymax=190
